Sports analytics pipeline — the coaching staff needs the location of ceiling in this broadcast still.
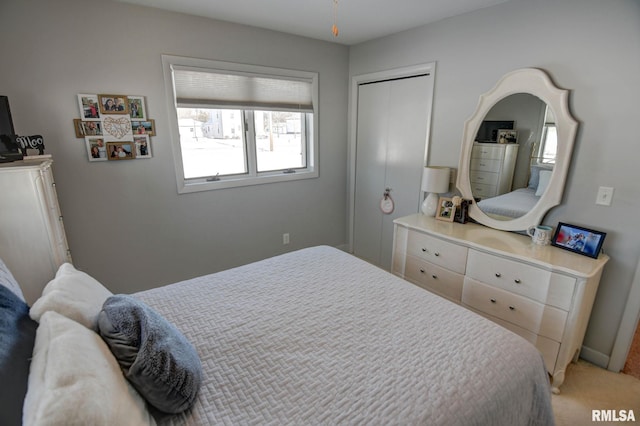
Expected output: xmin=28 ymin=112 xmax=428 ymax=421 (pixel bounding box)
xmin=114 ymin=0 xmax=510 ymax=45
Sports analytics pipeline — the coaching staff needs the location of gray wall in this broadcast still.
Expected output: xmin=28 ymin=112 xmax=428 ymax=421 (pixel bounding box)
xmin=0 ymin=0 xmax=349 ymax=292
xmin=349 ymin=0 xmax=640 ymax=363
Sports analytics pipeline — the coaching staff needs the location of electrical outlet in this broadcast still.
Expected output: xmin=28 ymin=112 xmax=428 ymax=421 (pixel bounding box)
xmin=596 ymin=186 xmax=614 ymax=206
xmin=282 ymin=233 xmax=290 ymax=245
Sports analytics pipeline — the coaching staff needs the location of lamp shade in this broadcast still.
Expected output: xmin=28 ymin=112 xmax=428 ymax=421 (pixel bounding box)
xmin=421 ymin=167 xmax=450 ymax=194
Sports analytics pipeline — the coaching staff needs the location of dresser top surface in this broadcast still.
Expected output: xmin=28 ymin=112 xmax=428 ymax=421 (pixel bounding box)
xmin=394 ymin=214 xmax=609 ymax=278
xmin=0 ymin=157 xmax=52 ymax=171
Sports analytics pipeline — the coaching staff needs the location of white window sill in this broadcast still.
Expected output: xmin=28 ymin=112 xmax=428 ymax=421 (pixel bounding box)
xmin=177 ymin=168 xmax=318 ymax=193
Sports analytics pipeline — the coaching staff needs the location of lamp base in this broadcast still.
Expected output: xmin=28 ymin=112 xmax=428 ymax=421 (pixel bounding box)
xmin=421 ymin=192 xmax=439 ymax=216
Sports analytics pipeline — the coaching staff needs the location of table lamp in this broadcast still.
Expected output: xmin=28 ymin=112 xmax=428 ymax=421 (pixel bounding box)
xmin=421 ymin=166 xmax=450 ymax=216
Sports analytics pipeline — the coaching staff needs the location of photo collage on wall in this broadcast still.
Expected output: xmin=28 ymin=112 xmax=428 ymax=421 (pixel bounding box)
xmin=74 ymin=94 xmax=155 ymax=162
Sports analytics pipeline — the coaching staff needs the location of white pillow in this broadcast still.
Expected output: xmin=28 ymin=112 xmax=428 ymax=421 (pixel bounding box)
xmin=0 ymin=257 xmax=24 ymax=301
xmin=23 ymin=311 xmax=156 ymax=426
xmin=535 ymin=170 xmax=552 ymax=196
xmin=29 ymin=263 xmax=112 ymax=330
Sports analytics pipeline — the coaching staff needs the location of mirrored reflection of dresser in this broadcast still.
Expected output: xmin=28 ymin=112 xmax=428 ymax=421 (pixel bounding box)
xmin=470 ymin=142 xmax=518 ymax=198
xmin=392 ymin=214 xmax=608 ymax=393
xmin=0 ymin=159 xmax=72 ymax=304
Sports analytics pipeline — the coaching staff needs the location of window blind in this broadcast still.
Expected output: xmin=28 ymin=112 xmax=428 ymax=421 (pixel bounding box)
xmin=172 ymin=66 xmax=314 ymax=112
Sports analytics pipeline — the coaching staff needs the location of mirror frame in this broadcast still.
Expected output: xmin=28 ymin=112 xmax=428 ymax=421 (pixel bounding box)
xmin=456 ymin=68 xmax=578 ymax=231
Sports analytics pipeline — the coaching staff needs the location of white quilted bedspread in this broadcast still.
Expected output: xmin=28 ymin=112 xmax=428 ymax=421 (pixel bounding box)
xmin=135 ymin=246 xmax=554 ymax=426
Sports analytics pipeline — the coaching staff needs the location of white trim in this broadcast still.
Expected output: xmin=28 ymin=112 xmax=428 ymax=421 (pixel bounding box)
xmin=456 ymin=68 xmax=578 ymax=231
xmin=347 ymin=62 xmax=436 ymax=252
xmin=608 ymin=256 xmax=640 ymax=372
xmin=161 ymin=55 xmax=319 ymax=194
xmin=580 ymin=345 xmax=610 ymax=369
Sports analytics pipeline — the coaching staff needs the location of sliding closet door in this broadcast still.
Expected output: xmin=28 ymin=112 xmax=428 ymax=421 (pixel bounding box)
xmin=353 ymin=74 xmax=432 ymax=270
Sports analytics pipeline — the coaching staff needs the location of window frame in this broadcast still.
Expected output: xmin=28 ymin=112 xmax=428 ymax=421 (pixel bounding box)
xmin=538 ymin=123 xmax=557 ymax=165
xmin=162 ymin=55 xmax=319 ymax=193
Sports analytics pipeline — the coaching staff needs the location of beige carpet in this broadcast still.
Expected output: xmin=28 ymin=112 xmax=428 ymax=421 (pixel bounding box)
xmin=552 ymin=360 xmax=640 ymax=425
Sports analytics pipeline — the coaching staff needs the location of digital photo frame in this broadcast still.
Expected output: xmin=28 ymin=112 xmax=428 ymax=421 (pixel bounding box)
xmin=551 ymin=222 xmax=606 ymax=259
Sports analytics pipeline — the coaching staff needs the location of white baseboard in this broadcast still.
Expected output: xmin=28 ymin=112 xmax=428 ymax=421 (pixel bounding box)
xmin=335 ymin=243 xmax=350 ymax=252
xmin=580 ymin=345 xmax=610 ymax=370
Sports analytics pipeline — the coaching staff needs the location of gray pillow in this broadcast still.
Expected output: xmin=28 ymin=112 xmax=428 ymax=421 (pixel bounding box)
xmin=98 ymin=294 xmax=202 ymax=414
xmin=528 ymin=164 xmax=553 ymax=189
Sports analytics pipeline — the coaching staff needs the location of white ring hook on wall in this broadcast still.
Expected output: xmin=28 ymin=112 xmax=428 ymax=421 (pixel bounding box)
xmin=380 ymin=187 xmax=394 ymax=214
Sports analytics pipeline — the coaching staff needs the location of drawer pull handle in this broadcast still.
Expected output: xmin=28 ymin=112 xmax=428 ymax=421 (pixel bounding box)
xmin=509 ymin=306 xmax=516 ymax=311
xmin=432 ymin=275 xmax=438 ymax=279
xmin=434 ymin=252 xmax=440 ymax=257
xmin=490 ymin=298 xmax=496 ymax=303
xmin=421 ymin=248 xmax=427 ymax=252
xmin=514 ymin=279 xmax=521 ymax=284
xmin=420 ymin=268 xmax=425 ymax=273
xmin=495 ymin=273 xmax=502 ymax=278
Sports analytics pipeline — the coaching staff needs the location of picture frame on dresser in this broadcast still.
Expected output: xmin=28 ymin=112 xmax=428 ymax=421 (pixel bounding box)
xmin=497 ymin=129 xmax=517 ymax=144
xmin=551 ymin=222 xmax=606 ymax=259
xmin=436 ymin=197 xmax=456 ymax=222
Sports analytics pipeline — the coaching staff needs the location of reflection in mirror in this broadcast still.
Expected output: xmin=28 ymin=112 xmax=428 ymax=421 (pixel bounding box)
xmin=471 ymin=93 xmax=553 ymax=220
xmin=456 ymin=68 xmax=578 ymax=232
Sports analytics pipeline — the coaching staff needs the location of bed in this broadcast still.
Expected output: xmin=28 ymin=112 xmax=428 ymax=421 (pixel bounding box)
xmin=476 ymin=164 xmax=553 ymax=219
xmin=1 ymin=246 xmax=555 ymax=425
xmin=477 ymin=187 xmax=540 ymax=219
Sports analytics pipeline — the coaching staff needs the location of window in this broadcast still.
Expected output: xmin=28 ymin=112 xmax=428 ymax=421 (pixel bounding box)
xmin=539 ymin=124 xmax=557 ymax=164
xmin=162 ymin=55 xmax=318 ymax=193
xmin=537 ymin=107 xmax=557 ymax=165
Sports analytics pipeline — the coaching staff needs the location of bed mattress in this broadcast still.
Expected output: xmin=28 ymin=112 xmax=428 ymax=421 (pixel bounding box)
xmin=135 ymin=246 xmax=554 ymax=425
xmin=477 ymin=187 xmax=540 ymax=219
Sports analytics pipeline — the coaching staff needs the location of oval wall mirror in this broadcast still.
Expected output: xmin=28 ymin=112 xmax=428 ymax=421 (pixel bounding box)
xmin=456 ymin=68 xmax=578 ymax=231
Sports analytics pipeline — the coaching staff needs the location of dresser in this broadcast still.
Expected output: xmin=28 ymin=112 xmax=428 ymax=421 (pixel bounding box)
xmin=0 ymin=158 xmax=72 ymax=304
xmin=470 ymin=142 xmax=518 ymax=198
xmin=392 ymin=214 xmax=608 ymax=393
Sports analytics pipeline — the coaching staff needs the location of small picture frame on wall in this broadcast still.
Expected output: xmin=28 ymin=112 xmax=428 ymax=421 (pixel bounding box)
xmin=98 ymin=94 xmax=129 ymax=115
xmin=131 ymin=119 xmax=156 ymax=136
xmin=497 ymin=129 xmax=518 ymax=144
xmin=436 ymin=197 xmax=456 ymax=222
xmin=74 ymin=119 xmax=103 ymax=137
xmin=85 ymin=137 xmax=107 ymax=162
xmin=77 ymin=94 xmax=101 ymax=120
xmin=106 ymin=142 xmax=135 ymax=160
xmin=128 ymin=95 xmax=147 ymax=120
xmin=133 ymin=134 xmax=152 ymax=159
xmin=551 ymin=222 xmax=606 ymax=259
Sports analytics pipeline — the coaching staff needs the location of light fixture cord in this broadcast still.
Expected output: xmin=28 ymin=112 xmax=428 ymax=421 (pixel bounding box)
xmin=332 ymin=0 xmax=339 ymax=37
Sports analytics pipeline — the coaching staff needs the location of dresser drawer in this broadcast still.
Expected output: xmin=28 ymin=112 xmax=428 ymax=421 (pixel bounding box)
xmin=470 ymin=170 xmax=499 ymax=186
xmin=407 ymin=231 xmax=468 ymax=274
xmin=466 ymin=305 xmax=560 ymax=373
xmin=462 ymin=278 xmax=567 ymax=341
xmin=466 ymin=249 xmax=576 ymax=310
xmin=405 ymin=256 xmax=464 ymax=303
xmin=470 ymin=182 xmax=497 ymax=198
xmin=470 ymin=158 xmax=501 ymax=173
xmin=472 ymin=144 xmax=504 ymax=160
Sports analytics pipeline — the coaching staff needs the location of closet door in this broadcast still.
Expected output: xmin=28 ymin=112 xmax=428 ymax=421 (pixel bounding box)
xmin=353 ymin=74 xmax=432 ymax=270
